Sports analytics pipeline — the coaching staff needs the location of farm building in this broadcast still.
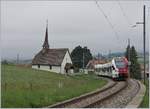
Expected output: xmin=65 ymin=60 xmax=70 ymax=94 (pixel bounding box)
xmin=32 ymin=22 xmax=73 ymax=74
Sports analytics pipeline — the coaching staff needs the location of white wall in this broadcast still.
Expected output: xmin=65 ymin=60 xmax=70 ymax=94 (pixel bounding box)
xmin=32 ymin=51 xmax=73 ymax=74
xmin=32 ymin=65 xmax=38 ymax=69
xmin=61 ymin=51 xmax=72 ymax=74
xmin=52 ymin=66 xmax=61 ymax=73
xmin=32 ymin=65 xmax=61 ymax=73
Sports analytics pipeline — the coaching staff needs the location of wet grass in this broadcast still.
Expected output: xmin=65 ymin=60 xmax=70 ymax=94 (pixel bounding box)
xmin=139 ymin=79 xmax=149 ymax=108
xmin=1 ymin=64 xmax=107 ymax=108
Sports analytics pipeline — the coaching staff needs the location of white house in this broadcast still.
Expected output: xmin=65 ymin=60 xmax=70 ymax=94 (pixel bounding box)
xmin=32 ymin=22 xmax=73 ymax=74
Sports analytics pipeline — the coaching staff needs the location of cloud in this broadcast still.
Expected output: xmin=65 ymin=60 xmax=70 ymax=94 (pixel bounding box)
xmin=1 ymin=1 xmax=149 ymax=59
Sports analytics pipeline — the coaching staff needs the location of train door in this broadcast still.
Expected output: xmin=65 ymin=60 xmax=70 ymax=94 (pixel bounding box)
xmin=112 ymin=66 xmax=118 ymax=78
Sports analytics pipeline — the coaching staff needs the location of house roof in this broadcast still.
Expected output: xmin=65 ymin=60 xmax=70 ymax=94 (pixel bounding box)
xmin=32 ymin=48 xmax=68 ymax=66
xmin=86 ymin=59 xmax=108 ymax=69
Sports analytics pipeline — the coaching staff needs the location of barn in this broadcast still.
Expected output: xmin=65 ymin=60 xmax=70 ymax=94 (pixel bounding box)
xmin=32 ymin=22 xmax=73 ymax=74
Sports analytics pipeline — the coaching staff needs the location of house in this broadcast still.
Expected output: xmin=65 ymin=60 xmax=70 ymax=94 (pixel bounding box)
xmin=32 ymin=22 xmax=73 ymax=74
xmin=86 ymin=59 xmax=108 ymax=72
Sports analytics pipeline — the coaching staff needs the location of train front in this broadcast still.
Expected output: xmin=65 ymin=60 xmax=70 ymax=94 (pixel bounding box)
xmin=114 ymin=57 xmax=129 ymax=79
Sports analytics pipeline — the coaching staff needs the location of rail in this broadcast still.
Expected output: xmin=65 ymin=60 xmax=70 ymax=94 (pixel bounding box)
xmin=48 ymin=78 xmax=125 ymax=108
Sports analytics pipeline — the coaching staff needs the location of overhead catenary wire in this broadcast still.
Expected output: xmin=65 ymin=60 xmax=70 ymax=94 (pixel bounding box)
xmin=116 ymin=0 xmax=132 ymax=26
xmin=95 ymin=0 xmax=120 ymax=41
xmin=116 ymin=0 xmax=136 ymax=41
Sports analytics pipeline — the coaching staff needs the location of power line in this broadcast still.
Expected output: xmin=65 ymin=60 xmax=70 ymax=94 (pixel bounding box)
xmin=95 ymin=0 xmax=120 ymax=40
xmin=116 ymin=0 xmax=137 ymax=41
xmin=117 ymin=0 xmax=132 ymax=26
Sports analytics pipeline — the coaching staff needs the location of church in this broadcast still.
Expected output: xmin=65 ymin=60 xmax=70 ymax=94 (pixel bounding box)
xmin=32 ymin=22 xmax=73 ymax=74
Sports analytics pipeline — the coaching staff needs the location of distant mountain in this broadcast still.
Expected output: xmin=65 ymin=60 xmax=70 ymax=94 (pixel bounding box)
xmin=93 ymin=52 xmax=125 ymax=60
xmin=137 ymin=52 xmax=149 ymax=58
xmin=19 ymin=59 xmax=32 ymax=64
xmin=108 ymin=52 xmax=125 ymax=58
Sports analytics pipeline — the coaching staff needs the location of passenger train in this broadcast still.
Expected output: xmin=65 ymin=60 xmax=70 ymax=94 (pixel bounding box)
xmin=94 ymin=57 xmax=129 ymax=80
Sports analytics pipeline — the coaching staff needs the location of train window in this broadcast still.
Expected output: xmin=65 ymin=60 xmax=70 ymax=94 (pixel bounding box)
xmin=110 ymin=67 xmax=112 ymax=72
xmin=102 ymin=68 xmax=105 ymax=72
xmin=96 ymin=68 xmax=100 ymax=72
xmin=99 ymin=68 xmax=101 ymax=72
xmin=98 ymin=68 xmax=100 ymax=72
xmin=107 ymin=68 xmax=109 ymax=72
xmin=115 ymin=60 xmax=126 ymax=68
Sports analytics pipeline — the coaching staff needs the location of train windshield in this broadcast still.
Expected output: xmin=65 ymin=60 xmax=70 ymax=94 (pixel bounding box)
xmin=115 ymin=60 xmax=126 ymax=68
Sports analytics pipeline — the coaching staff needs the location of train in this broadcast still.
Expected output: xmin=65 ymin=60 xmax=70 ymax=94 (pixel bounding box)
xmin=94 ymin=57 xmax=129 ymax=80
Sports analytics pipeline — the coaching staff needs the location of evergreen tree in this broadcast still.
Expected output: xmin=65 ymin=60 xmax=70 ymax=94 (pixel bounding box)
xmin=130 ymin=46 xmax=141 ymax=79
xmin=125 ymin=45 xmax=130 ymax=60
xmin=125 ymin=45 xmax=141 ymax=79
xmin=71 ymin=45 xmax=93 ymax=68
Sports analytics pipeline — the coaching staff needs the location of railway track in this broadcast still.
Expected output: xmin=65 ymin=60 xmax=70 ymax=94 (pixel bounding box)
xmin=48 ymin=77 xmax=133 ymax=108
xmin=86 ymin=79 xmax=140 ymax=108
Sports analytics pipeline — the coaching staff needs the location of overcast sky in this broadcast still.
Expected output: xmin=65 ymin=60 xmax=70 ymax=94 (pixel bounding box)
xmin=1 ymin=0 xmax=150 ymax=60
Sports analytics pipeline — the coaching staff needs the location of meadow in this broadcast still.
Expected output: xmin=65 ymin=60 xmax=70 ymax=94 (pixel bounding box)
xmin=1 ymin=64 xmax=107 ymax=108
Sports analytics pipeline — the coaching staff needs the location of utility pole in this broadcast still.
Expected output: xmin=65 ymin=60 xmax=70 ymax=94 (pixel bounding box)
xmin=128 ymin=38 xmax=131 ymax=78
xmin=143 ymin=5 xmax=146 ymax=84
xmin=133 ymin=5 xmax=146 ymax=84
xmin=83 ymin=51 xmax=85 ymax=72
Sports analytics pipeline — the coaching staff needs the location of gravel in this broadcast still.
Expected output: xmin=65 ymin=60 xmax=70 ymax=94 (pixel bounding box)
xmin=91 ymin=79 xmax=140 ymax=108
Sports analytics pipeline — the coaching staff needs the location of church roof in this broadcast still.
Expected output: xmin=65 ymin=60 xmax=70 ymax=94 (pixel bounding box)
xmin=32 ymin=48 xmax=69 ymax=66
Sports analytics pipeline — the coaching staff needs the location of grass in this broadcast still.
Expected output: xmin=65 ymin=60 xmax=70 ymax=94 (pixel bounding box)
xmin=1 ymin=64 xmax=107 ymax=108
xmin=139 ymin=79 xmax=149 ymax=108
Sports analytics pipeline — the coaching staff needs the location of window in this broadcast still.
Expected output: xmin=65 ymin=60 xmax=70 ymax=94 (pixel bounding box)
xmin=115 ymin=58 xmax=126 ymax=68
xmin=115 ymin=61 xmax=126 ymax=68
xmin=49 ymin=65 xmax=52 ymax=69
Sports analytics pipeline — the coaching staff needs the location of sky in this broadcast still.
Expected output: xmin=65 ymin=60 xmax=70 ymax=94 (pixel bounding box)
xmin=1 ymin=0 xmax=150 ymax=60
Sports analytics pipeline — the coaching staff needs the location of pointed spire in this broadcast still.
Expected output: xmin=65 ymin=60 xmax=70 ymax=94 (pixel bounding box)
xmin=42 ymin=19 xmax=49 ymax=49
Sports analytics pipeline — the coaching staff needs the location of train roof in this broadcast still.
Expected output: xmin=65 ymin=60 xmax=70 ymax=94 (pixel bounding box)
xmin=95 ymin=62 xmax=112 ymax=68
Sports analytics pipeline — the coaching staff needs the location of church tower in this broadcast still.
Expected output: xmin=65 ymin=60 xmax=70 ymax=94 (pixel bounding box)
xmin=42 ymin=20 xmax=49 ymax=49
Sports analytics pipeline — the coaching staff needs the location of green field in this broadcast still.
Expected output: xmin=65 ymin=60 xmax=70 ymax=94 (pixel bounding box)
xmin=139 ymin=79 xmax=149 ymax=108
xmin=1 ymin=64 xmax=107 ymax=108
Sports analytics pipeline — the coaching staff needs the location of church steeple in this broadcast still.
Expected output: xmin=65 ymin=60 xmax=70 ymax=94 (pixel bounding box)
xmin=42 ymin=20 xmax=49 ymax=49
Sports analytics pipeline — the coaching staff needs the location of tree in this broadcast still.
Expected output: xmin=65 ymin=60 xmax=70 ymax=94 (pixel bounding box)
xmin=125 ymin=45 xmax=141 ymax=79
xmin=2 ymin=60 xmax=8 ymax=64
xmin=125 ymin=45 xmax=130 ymax=60
xmin=130 ymin=46 xmax=141 ymax=79
xmin=71 ymin=45 xmax=93 ymax=68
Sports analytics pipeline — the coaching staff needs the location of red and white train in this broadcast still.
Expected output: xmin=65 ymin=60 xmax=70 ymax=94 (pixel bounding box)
xmin=94 ymin=57 xmax=129 ymax=80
